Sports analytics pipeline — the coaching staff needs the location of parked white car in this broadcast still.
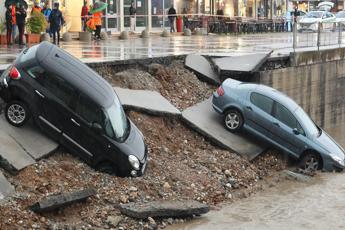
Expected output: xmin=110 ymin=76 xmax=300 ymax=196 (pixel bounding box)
xmin=297 ymin=11 xmax=335 ymax=32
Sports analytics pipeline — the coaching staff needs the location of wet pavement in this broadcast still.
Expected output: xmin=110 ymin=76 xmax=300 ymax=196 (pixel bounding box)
xmin=0 ymin=33 xmax=294 ymax=66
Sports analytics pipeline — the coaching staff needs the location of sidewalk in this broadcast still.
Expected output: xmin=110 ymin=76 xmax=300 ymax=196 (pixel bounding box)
xmin=0 ymin=32 xmax=293 ymax=70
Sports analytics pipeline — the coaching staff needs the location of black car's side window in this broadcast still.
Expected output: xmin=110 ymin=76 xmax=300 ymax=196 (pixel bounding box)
xmin=250 ymin=92 xmax=274 ymax=114
xmin=28 ymin=66 xmax=74 ymax=106
xmin=75 ymin=94 xmax=103 ymax=125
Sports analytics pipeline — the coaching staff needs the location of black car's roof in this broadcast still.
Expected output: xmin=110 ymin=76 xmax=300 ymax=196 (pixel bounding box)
xmin=33 ymin=41 xmax=115 ymax=108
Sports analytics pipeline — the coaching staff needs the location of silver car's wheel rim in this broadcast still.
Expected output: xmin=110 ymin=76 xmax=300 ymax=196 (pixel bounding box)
xmin=225 ymin=113 xmax=240 ymax=130
xmin=7 ymin=104 xmax=26 ymax=124
xmin=305 ymin=156 xmax=318 ymax=171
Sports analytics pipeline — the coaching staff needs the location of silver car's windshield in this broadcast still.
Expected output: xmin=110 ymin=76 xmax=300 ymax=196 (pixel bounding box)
xmin=305 ymin=12 xmax=322 ymax=18
xmin=104 ymin=96 xmax=129 ymax=142
xmin=295 ymin=108 xmax=319 ymax=136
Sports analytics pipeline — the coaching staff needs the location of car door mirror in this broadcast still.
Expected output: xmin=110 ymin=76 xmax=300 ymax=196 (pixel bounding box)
xmin=293 ymin=128 xmax=300 ymax=135
xmin=92 ymin=122 xmax=103 ymax=134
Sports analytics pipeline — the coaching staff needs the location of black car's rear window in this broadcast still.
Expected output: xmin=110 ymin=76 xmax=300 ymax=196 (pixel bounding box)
xmin=20 ymin=45 xmax=38 ymax=63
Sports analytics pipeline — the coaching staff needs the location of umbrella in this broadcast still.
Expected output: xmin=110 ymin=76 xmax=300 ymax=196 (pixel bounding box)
xmin=89 ymin=1 xmax=107 ymax=14
xmin=5 ymin=0 xmax=28 ymax=9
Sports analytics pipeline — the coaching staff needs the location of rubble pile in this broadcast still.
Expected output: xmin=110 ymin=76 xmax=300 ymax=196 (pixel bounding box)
xmin=97 ymin=60 xmax=215 ymax=110
xmin=0 ymin=112 xmax=285 ymax=229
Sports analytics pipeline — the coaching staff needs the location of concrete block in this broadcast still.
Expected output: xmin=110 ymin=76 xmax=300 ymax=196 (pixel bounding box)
xmin=100 ymin=31 xmax=108 ymax=40
xmin=120 ymin=31 xmax=129 ymax=40
xmin=161 ymin=29 xmax=170 ymax=37
xmin=79 ymin=31 xmax=91 ymax=42
xmin=0 ymin=116 xmax=58 ymax=160
xmin=185 ymin=54 xmax=220 ymax=85
xmin=0 ymin=129 xmax=35 ymax=173
xmin=120 ymin=200 xmax=209 ymax=219
xmin=114 ymin=87 xmax=181 ymax=116
xmin=182 ymin=97 xmax=266 ymax=160
xmin=141 ymin=29 xmax=149 ymax=38
xmin=184 ymin=29 xmax=192 ymax=36
xmin=62 ymin=32 xmax=72 ymax=42
xmin=30 ymin=188 xmax=96 ymax=213
xmin=40 ymin=33 xmax=50 ymax=42
xmin=0 ymin=171 xmax=14 ymax=200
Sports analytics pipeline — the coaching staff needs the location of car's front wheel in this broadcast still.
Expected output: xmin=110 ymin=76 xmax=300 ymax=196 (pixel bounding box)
xmin=5 ymin=100 xmax=30 ymax=127
xmin=299 ymin=152 xmax=321 ymax=172
xmin=223 ymin=109 xmax=243 ymax=133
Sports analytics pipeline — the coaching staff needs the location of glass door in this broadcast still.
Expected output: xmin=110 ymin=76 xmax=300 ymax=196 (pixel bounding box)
xmin=105 ymin=0 xmax=118 ymax=32
xmin=124 ymin=0 xmax=148 ymax=31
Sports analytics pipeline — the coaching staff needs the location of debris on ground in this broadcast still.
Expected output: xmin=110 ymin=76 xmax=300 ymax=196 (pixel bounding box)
xmin=30 ymin=188 xmax=96 ymax=213
xmin=119 ymin=200 xmax=209 ymax=219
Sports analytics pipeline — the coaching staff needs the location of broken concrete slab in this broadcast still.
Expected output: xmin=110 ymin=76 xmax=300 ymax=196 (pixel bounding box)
xmin=182 ymin=97 xmax=266 ymax=160
xmin=0 ymin=116 xmax=58 ymax=160
xmin=213 ymin=52 xmax=272 ymax=81
xmin=0 ymin=129 xmax=35 ymax=173
xmin=114 ymin=87 xmax=181 ymax=116
xmin=185 ymin=54 xmax=220 ymax=85
xmin=120 ymin=200 xmax=209 ymax=219
xmin=282 ymin=170 xmax=312 ymax=182
xmin=30 ymin=188 xmax=96 ymax=213
xmin=0 ymin=171 xmax=14 ymax=200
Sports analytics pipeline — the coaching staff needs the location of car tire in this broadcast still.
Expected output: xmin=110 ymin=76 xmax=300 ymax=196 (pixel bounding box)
xmin=5 ymin=100 xmax=30 ymax=127
xmin=223 ymin=109 xmax=243 ymax=133
xmin=299 ymin=152 xmax=320 ymax=172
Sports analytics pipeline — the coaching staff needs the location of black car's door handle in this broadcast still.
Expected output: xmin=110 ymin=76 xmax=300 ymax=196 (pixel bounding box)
xmin=273 ymin=122 xmax=280 ymax=127
xmin=71 ymin=118 xmax=80 ymax=127
xmin=246 ymin=106 xmax=253 ymax=111
xmin=35 ymin=90 xmax=45 ymax=98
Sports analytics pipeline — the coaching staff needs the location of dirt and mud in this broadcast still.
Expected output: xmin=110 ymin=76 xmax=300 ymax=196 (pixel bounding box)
xmin=0 ymin=61 xmax=287 ymax=229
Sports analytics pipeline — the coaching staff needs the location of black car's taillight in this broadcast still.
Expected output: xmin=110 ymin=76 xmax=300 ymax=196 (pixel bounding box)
xmin=9 ymin=67 xmax=21 ymax=80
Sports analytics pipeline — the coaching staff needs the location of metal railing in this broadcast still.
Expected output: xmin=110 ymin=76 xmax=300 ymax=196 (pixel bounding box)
xmin=293 ymin=21 xmax=344 ymax=51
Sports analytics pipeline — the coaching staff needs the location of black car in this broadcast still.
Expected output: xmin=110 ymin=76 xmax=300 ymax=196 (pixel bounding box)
xmin=0 ymin=42 xmax=147 ymax=177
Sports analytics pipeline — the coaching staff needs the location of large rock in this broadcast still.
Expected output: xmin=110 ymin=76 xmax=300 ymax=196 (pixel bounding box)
xmin=120 ymin=200 xmax=209 ymax=219
xmin=0 ymin=171 xmax=14 ymax=200
xmin=100 ymin=31 xmax=108 ymax=40
xmin=182 ymin=97 xmax=266 ymax=160
xmin=114 ymin=87 xmax=181 ymax=116
xmin=40 ymin=33 xmax=50 ymax=42
xmin=141 ymin=29 xmax=150 ymax=38
xmin=184 ymin=29 xmax=192 ymax=36
xmin=30 ymin=188 xmax=96 ymax=213
xmin=185 ymin=54 xmax=220 ymax=85
xmin=161 ymin=29 xmax=170 ymax=37
xmin=282 ymin=170 xmax=312 ymax=182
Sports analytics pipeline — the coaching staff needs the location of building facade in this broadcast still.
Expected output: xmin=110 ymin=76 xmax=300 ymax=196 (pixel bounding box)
xmin=2 ymin=0 xmax=343 ymax=33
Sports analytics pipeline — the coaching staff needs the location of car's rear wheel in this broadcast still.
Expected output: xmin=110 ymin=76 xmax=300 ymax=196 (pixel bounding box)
xmin=223 ymin=109 xmax=243 ymax=132
xmin=299 ymin=152 xmax=320 ymax=172
xmin=5 ymin=100 xmax=30 ymax=127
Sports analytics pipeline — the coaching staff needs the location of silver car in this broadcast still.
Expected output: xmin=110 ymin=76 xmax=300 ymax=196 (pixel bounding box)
xmin=212 ymin=79 xmax=345 ymax=172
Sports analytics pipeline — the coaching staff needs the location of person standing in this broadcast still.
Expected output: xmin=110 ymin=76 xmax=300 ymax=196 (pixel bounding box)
xmin=16 ymin=3 xmax=27 ymax=45
xmin=5 ymin=5 xmax=13 ymax=45
xmin=168 ymin=5 xmax=177 ymax=33
xmin=182 ymin=8 xmax=189 ymax=29
xmin=93 ymin=4 xmax=103 ymax=40
xmin=43 ymin=3 xmax=52 ymax=37
xmin=129 ymin=2 xmax=136 ymax=33
xmin=32 ymin=2 xmax=42 ymax=14
xmin=49 ymin=2 xmax=64 ymax=45
xmin=81 ymin=1 xmax=89 ymax=32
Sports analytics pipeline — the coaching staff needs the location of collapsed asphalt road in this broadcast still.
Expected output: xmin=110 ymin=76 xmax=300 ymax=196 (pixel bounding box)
xmin=0 ymin=60 xmax=287 ymax=229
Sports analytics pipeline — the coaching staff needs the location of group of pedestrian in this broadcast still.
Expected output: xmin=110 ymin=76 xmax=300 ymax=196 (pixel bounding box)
xmin=4 ymin=2 xmax=64 ymax=46
xmin=5 ymin=3 xmax=26 ymax=45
